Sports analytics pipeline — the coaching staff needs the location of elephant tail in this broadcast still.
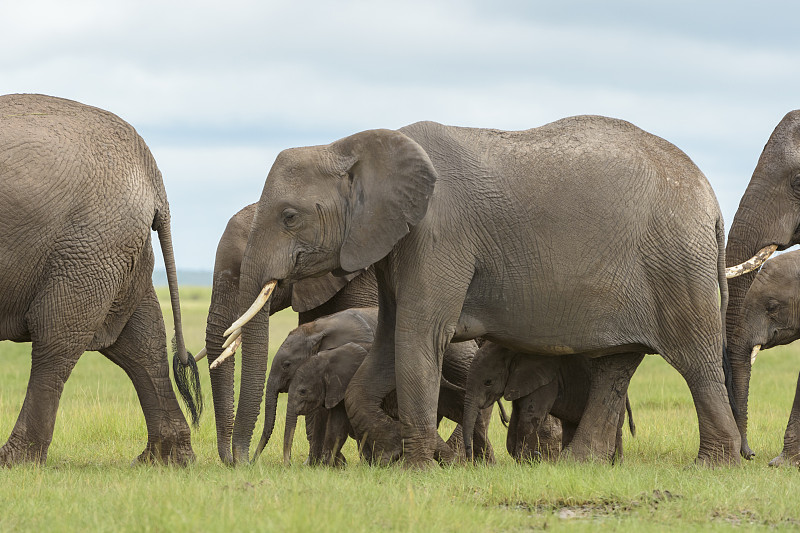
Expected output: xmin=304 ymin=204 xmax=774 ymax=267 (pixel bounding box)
xmin=154 ymin=207 xmax=203 ymax=426
xmin=717 ymin=216 xmax=738 ymax=418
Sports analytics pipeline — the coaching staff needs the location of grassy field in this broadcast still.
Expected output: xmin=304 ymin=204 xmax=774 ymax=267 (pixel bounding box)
xmin=1 ymin=286 xmax=800 ymax=531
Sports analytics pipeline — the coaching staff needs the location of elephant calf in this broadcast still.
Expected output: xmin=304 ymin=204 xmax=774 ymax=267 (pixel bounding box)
xmin=463 ymin=342 xmax=636 ymax=463
xmin=257 ymin=307 xmax=495 ymax=465
xmin=732 ymin=250 xmax=800 ymax=467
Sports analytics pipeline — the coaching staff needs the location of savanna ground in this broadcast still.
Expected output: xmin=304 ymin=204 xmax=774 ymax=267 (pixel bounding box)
xmin=1 ymin=286 xmax=799 ymax=532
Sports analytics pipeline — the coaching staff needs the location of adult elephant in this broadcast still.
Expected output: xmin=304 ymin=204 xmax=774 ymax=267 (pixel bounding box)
xmin=725 ymin=110 xmax=800 ymax=466
xmin=225 ymin=117 xmax=739 ymax=467
xmin=198 ymin=203 xmax=378 ymax=464
xmin=0 ymin=94 xmax=201 ymax=465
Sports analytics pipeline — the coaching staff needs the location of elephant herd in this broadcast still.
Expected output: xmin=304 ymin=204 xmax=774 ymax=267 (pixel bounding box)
xmin=1 ymin=93 xmax=800 ymax=470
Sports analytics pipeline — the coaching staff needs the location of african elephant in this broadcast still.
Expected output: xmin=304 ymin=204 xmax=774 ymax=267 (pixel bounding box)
xmin=225 ymin=117 xmax=738 ymax=467
xmin=199 ymin=202 xmax=378 ymax=464
xmin=0 ymin=94 xmax=201 ymax=465
xmin=283 ymin=342 xmax=370 ymax=466
xmin=256 ymin=306 xmax=495 ymax=464
xmin=461 ymin=342 xmax=637 ymax=463
xmin=725 ymin=110 xmax=800 ymax=466
xmin=731 ymin=250 xmax=800 ymax=466
xmin=253 ymin=306 xmax=377 ymax=462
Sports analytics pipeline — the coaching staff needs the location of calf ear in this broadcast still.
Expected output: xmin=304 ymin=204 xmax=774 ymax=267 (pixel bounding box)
xmin=504 ymin=356 xmax=560 ymax=401
xmin=291 ymin=271 xmax=363 ymax=313
xmin=330 ymin=129 xmax=438 ymax=273
xmin=323 ymin=343 xmax=370 ymax=409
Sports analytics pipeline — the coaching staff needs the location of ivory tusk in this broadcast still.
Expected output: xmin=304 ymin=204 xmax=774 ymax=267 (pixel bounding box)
xmin=194 ymin=347 xmax=207 ymax=362
xmin=224 ymin=280 xmax=278 ymax=337
xmin=210 ymin=337 xmax=242 ymax=370
xmin=725 ymin=244 xmax=779 ymax=279
xmin=222 ymin=327 xmax=241 ymax=349
xmin=750 ymin=344 xmax=762 ymax=366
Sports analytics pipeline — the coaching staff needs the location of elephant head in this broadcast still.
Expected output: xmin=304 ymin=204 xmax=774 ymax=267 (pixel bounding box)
xmin=282 ymin=343 xmax=369 ymax=465
xmin=738 ymin=252 xmax=800 ymax=365
xmin=461 ymin=342 xmax=559 ymax=461
xmin=726 ymin=110 xmax=800 ymax=459
xmin=228 ymin=130 xmax=437 ymax=461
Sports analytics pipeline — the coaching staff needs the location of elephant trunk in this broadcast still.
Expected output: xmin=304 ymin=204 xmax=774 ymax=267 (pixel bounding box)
xmin=461 ymin=394 xmax=480 ymax=462
xmin=253 ymin=372 xmax=281 ymax=461
xmin=205 ymin=276 xmax=239 ymax=464
xmin=230 ymin=274 xmax=273 ymax=464
xmin=283 ymin=408 xmax=298 ymax=466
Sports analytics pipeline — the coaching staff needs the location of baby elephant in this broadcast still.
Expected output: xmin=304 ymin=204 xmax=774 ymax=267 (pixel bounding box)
xmin=255 ymin=307 xmax=377 ymax=463
xmin=284 ymin=343 xmax=369 ymax=466
xmin=733 ymin=250 xmax=800 ymax=467
xmin=463 ymin=342 xmax=635 ymax=463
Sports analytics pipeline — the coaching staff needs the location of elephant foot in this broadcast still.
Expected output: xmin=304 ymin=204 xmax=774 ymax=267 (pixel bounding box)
xmin=134 ymin=440 xmax=195 ymax=466
xmin=694 ymin=438 xmax=741 ymax=467
xmin=768 ymin=450 xmax=800 ymax=468
xmin=0 ymin=436 xmax=47 ymax=467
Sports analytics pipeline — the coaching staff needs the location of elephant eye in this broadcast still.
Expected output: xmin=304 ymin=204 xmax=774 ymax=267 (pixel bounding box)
xmin=282 ymin=360 xmax=291 ymax=369
xmin=298 ymin=388 xmax=307 ymax=396
xmin=766 ymin=298 xmax=780 ymax=314
xmin=483 ymin=379 xmax=493 ymax=387
xmin=281 ymin=208 xmax=300 ymax=229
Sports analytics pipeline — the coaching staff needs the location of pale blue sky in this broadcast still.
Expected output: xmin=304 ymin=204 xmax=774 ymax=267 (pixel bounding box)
xmin=2 ymin=1 xmax=798 ymax=270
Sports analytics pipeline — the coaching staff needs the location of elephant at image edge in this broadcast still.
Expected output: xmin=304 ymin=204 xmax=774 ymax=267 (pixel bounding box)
xmin=731 ymin=249 xmax=800 ymax=466
xmin=461 ymin=342 xmax=637 ymax=463
xmin=232 ymin=116 xmax=739 ymax=467
xmin=0 ymin=94 xmax=201 ymax=465
xmin=202 ymin=202 xmax=378 ymax=464
xmin=256 ymin=306 xmax=495 ymax=464
xmin=725 ymin=110 xmax=800 ymax=466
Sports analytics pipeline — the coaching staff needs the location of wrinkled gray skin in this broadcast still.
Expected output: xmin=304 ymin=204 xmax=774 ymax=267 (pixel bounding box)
xmin=239 ymin=117 xmax=738 ymax=467
xmin=203 ymin=203 xmax=378 ymax=464
xmin=726 ymin=110 xmax=800 ymax=466
xmin=258 ymin=307 xmax=494 ymax=464
xmin=735 ymin=250 xmax=800 ymax=466
xmin=255 ymin=307 xmax=378 ymax=462
xmin=0 ymin=94 xmax=200 ymax=465
xmin=462 ymin=342 xmax=637 ymax=463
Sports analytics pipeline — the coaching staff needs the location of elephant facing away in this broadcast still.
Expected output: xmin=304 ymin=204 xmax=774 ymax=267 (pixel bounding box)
xmin=0 ymin=94 xmax=201 ymax=465
xmin=228 ymin=116 xmax=738 ymax=467
xmin=462 ymin=342 xmax=637 ymax=463
xmin=200 ymin=202 xmax=378 ymax=464
xmin=732 ymin=250 xmax=800 ymax=466
xmin=725 ymin=110 xmax=800 ymax=464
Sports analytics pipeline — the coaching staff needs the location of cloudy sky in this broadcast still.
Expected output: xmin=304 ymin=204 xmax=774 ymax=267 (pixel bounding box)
xmin=2 ymin=0 xmax=798 ymax=271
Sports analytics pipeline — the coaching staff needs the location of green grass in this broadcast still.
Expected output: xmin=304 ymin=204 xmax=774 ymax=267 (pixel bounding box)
xmin=1 ymin=286 xmax=800 ymax=531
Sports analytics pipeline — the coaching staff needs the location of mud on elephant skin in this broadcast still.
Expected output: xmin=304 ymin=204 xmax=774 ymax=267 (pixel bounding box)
xmin=232 ymin=117 xmax=738 ymax=466
xmin=0 ymin=94 xmax=201 ymax=466
xmin=199 ymin=202 xmax=378 ymax=464
xmin=725 ymin=110 xmax=800 ymax=463
xmin=462 ymin=342 xmax=638 ymax=463
xmin=733 ymin=250 xmax=800 ymax=467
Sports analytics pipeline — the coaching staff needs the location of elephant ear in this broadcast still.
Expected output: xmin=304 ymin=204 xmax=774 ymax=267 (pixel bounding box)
xmin=330 ymin=129 xmax=438 ymax=273
xmin=504 ymin=356 xmax=560 ymax=402
xmin=323 ymin=343 xmax=370 ymax=409
xmin=291 ymin=271 xmax=364 ymax=313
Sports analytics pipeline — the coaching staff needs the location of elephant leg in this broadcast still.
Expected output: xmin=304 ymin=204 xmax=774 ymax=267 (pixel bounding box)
xmin=0 ymin=280 xmax=103 ymax=465
xmin=506 ymin=403 xmax=520 ymax=458
xmin=511 ymin=382 xmax=558 ymax=462
xmin=564 ymin=352 xmax=643 ymax=463
xmin=561 ymin=421 xmax=578 ymax=450
xmin=304 ymin=407 xmax=327 ymax=465
xmin=100 ymin=287 xmax=194 ymax=465
xmin=322 ymin=405 xmax=349 ymax=467
xmin=769 ymin=372 xmax=800 ymax=467
xmin=537 ymin=414 xmax=563 ymax=461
